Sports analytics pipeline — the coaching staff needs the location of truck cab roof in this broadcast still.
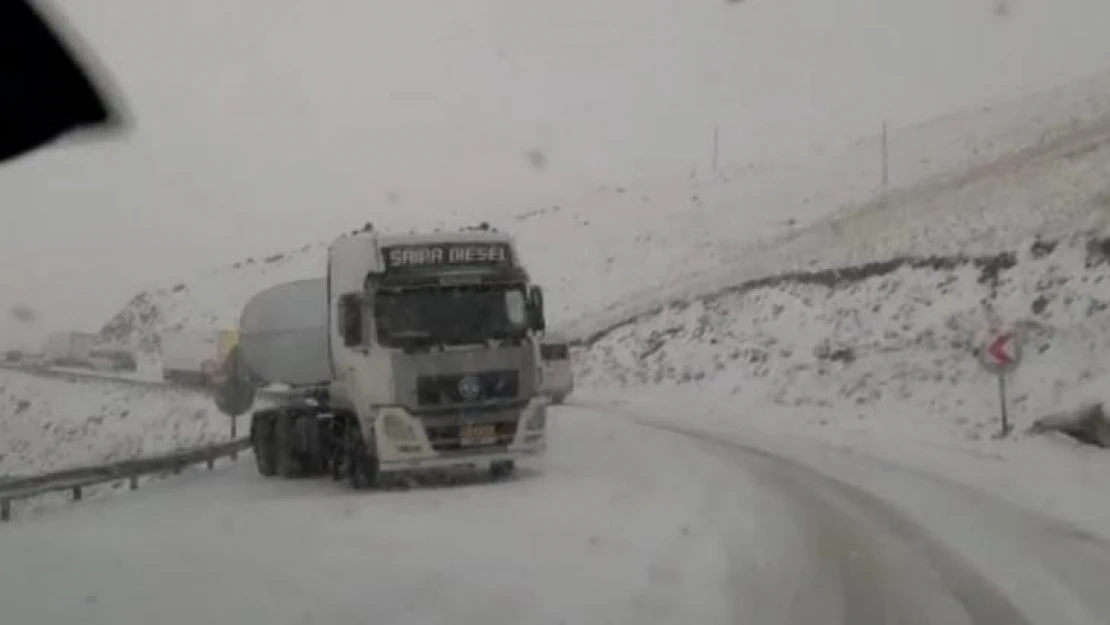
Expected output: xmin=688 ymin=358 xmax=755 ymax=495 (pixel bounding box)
xmin=329 ymin=229 xmax=528 ymax=292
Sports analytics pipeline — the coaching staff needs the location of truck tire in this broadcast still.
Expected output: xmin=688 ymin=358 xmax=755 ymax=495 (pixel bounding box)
xmin=346 ymin=420 xmax=379 ymax=490
xmin=294 ymin=411 xmax=324 ymax=475
xmin=273 ymin=411 xmax=304 ymax=479
xmin=251 ymin=412 xmax=277 ymax=477
xmin=490 ymin=460 xmax=515 ymax=480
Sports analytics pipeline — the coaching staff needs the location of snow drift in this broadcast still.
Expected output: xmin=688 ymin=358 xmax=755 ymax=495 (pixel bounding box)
xmin=0 ymin=369 xmax=235 ymax=477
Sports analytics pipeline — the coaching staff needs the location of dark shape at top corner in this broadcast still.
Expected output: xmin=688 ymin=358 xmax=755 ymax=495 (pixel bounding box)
xmin=0 ymin=0 xmax=127 ymax=166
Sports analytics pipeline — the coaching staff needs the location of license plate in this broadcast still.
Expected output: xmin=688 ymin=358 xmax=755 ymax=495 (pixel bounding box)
xmin=459 ymin=423 xmax=498 ymax=446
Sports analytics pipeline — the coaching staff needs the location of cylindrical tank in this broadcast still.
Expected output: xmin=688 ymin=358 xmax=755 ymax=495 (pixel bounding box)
xmin=238 ymin=278 xmax=330 ymax=386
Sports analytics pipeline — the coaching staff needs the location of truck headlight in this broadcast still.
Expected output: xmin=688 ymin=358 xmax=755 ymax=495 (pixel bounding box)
xmin=382 ymin=413 xmax=417 ymax=442
xmin=525 ymin=407 xmax=546 ymax=431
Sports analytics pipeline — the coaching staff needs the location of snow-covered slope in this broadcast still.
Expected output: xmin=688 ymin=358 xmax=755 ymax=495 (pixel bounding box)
xmin=569 ymin=68 xmax=1110 ymax=447
xmin=101 ymin=69 xmax=1110 ymax=354
xmin=0 ymin=369 xmax=234 ymax=477
xmin=578 ymin=231 xmax=1110 ymax=439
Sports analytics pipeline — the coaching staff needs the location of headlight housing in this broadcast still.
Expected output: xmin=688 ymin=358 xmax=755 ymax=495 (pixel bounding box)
xmin=381 ymin=412 xmax=418 ymax=442
xmin=525 ymin=406 xmax=546 ymax=431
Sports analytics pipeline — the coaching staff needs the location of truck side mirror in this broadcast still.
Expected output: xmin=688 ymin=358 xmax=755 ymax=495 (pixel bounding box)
xmin=527 ymin=286 xmax=546 ymax=333
xmin=339 ymin=293 xmax=363 ymax=347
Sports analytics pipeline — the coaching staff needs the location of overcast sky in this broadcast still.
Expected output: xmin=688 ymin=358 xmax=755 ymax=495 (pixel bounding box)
xmin=4 ymin=0 xmax=1110 ymax=347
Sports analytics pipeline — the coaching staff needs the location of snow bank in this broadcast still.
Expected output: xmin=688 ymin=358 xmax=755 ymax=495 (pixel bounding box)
xmin=0 ymin=370 xmax=235 ymax=477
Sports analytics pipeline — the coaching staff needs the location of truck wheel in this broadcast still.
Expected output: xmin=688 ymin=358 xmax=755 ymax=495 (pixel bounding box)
xmin=349 ymin=454 xmax=379 ymax=490
xmin=490 ymin=460 xmax=515 ymax=480
xmin=347 ymin=424 xmax=379 ymax=490
xmin=273 ymin=412 xmax=304 ymax=479
xmin=295 ymin=414 xmax=324 ymax=475
xmin=251 ymin=413 xmax=277 ymax=477
xmin=551 ymin=394 xmax=565 ymax=405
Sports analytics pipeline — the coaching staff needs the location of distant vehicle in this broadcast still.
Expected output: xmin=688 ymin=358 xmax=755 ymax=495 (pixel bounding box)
xmin=43 ymin=332 xmax=100 ymax=368
xmin=4 ymin=350 xmax=21 ymax=364
xmin=86 ymin=345 xmax=137 ymax=373
xmin=538 ymin=332 xmax=574 ymax=404
xmin=21 ymin=353 xmax=49 ymax=370
xmin=160 ymin=329 xmax=237 ymax=388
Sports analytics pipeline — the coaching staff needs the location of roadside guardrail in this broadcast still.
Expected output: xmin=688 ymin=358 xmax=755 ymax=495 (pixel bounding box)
xmin=0 ymin=437 xmax=251 ymax=522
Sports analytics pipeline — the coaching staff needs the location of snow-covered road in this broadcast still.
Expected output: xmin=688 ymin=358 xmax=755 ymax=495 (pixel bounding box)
xmin=3 ymin=404 xmax=1110 ymax=625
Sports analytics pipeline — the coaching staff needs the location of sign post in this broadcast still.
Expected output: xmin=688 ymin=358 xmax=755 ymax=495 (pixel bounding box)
xmin=977 ymin=329 xmax=1023 ymax=438
xmin=230 ymin=415 xmax=239 ymax=460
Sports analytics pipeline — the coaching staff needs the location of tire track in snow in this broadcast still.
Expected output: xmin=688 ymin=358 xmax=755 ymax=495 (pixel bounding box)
xmin=563 ymin=401 xmax=1033 ymax=624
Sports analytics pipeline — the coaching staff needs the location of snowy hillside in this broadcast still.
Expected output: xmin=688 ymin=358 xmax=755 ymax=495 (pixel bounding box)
xmin=578 ymin=231 xmax=1110 ymax=439
xmin=569 ymin=95 xmax=1110 ymax=340
xmin=0 ymin=369 xmax=235 ymax=477
xmin=101 ymin=68 xmax=1110 ymax=353
xmin=101 ymin=242 xmax=328 ymax=351
xmin=566 ymin=67 xmax=1110 ymax=450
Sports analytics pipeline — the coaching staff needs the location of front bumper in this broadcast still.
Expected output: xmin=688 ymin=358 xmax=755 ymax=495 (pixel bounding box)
xmin=371 ymin=397 xmax=547 ymax=471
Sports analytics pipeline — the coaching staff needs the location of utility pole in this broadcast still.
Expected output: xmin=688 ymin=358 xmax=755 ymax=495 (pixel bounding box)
xmin=711 ymin=124 xmax=720 ymax=177
xmin=881 ymin=120 xmax=889 ymax=188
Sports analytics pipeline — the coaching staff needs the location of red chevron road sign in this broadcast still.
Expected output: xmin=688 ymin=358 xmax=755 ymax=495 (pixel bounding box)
xmin=980 ymin=330 xmax=1022 ymax=375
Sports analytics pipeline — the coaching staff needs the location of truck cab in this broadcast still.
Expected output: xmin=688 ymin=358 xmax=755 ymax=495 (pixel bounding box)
xmin=231 ymin=228 xmax=549 ymax=488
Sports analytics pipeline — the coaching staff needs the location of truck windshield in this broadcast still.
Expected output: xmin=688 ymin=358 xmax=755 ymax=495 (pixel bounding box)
xmin=374 ymin=284 xmax=528 ymax=348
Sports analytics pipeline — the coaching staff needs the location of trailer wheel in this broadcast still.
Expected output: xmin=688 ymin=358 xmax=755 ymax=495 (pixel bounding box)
xmin=273 ymin=411 xmax=304 ymax=479
xmin=251 ymin=413 xmax=277 ymax=477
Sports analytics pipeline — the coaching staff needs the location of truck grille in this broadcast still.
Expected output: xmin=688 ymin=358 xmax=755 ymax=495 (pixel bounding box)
xmin=416 ymin=370 xmax=519 ymax=407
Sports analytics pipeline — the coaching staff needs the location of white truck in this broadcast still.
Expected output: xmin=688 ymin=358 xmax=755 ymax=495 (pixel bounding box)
xmin=216 ymin=227 xmax=549 ymax=488
xmin=43 ymin=332 xmax=99 ymax=368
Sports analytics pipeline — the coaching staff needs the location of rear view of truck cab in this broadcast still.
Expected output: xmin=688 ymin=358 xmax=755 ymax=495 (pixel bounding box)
xmin=538 ymin=332 xmax=574 ymax=404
